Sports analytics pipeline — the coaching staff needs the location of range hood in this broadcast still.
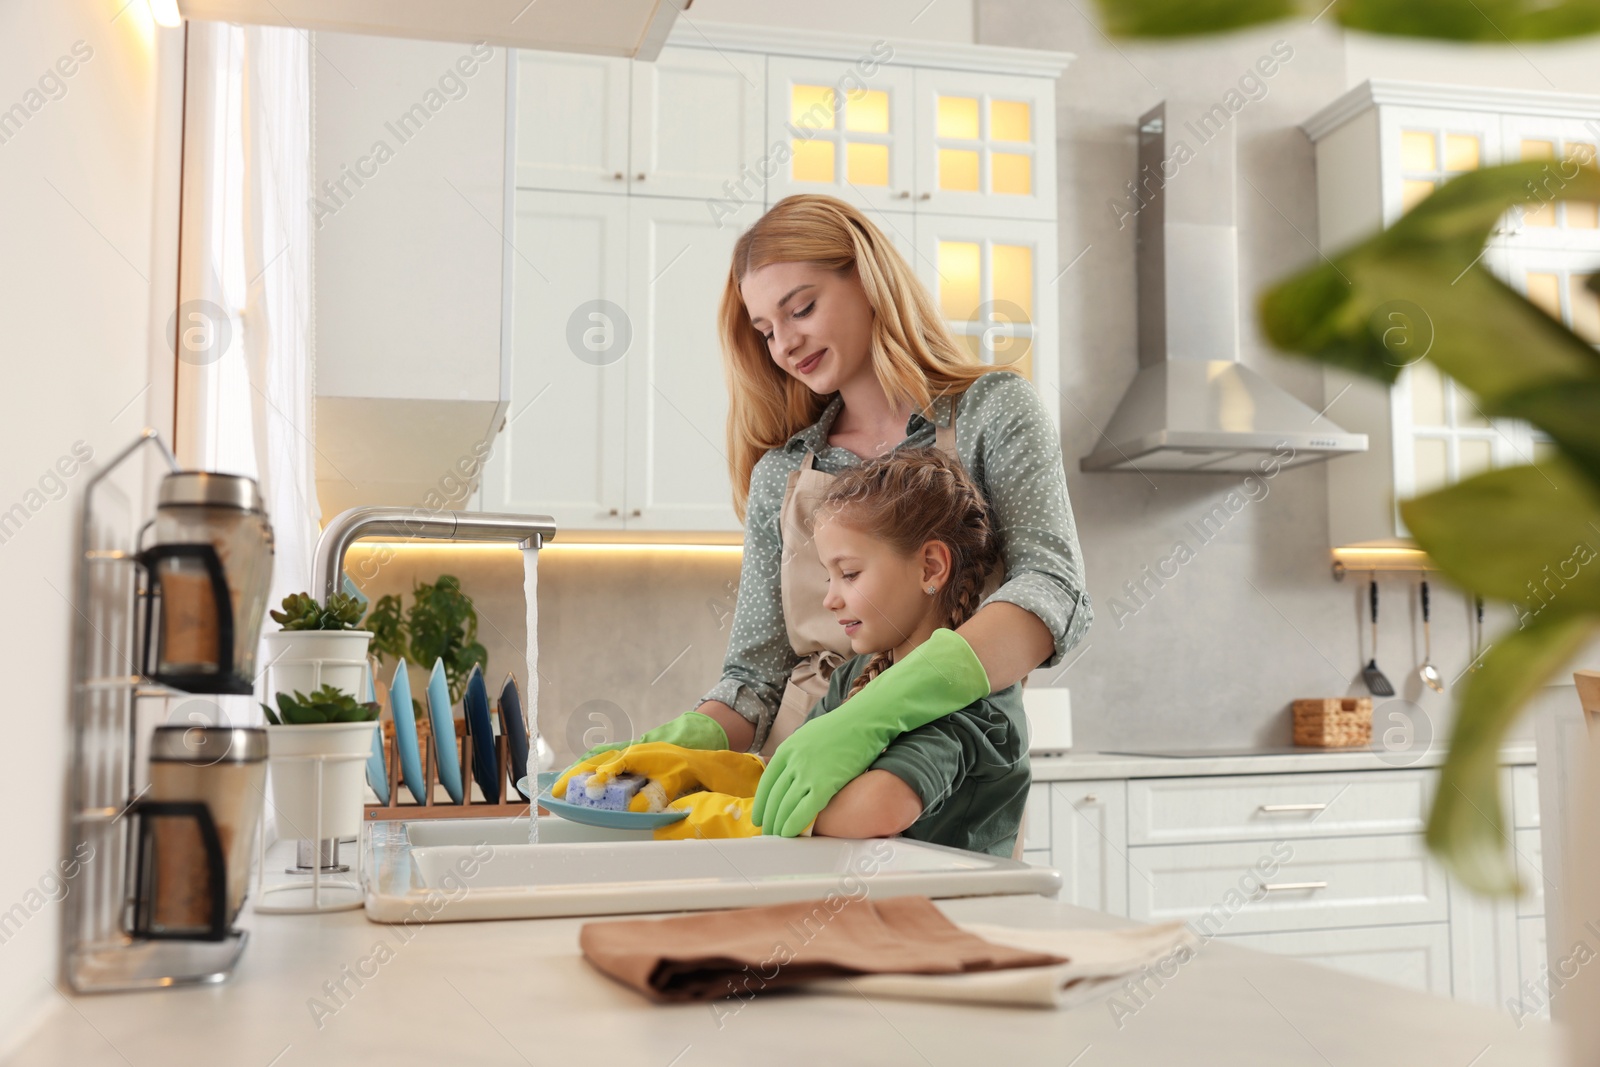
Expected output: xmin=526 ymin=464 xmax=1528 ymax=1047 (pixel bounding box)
xmin=1080 ymin=102 xmax=1367 ymax=474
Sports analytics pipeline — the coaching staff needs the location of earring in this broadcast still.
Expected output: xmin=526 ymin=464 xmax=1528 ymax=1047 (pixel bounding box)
xmin=925 ymin=585 xmax=937 ymax=595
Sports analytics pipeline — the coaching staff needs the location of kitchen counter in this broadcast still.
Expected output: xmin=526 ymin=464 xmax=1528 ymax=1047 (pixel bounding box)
xmin=11 ymin=881 xmax=1555 ymax=1066
xmin=1029 ymin=741 xmax=1537 ymax=781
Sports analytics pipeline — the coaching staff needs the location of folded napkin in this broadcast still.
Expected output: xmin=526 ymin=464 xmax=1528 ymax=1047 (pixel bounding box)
xmin=801 ymin=919 xmax=1200 ymax=1009
xmin=578 ymin=895 xmax=1069 ymax=1003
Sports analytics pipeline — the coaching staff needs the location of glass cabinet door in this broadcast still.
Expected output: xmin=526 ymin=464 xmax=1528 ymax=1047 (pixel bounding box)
xmin=1378 ymin=107 xmax=1502 ymax=226
xmin=912 ymin=68 xmax=1057 ymax=221
xmin=764 ymin=56 xmax=916 ymax=215
xmin=912 ymin=215 xmax=1060 ymax=428
xmin=1498 ymin=114 xmax=1600 ymax=251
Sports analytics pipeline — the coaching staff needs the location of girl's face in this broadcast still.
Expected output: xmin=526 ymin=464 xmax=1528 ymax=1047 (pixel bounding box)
xmin=813 ymin=511 xmax=951 ymax=658
xmin=739 ymin=260 xmax=875 ymax=397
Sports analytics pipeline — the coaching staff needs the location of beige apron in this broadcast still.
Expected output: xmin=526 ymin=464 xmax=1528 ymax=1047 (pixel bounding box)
xmin=759 ymin=412 xmax=1005 ymax=760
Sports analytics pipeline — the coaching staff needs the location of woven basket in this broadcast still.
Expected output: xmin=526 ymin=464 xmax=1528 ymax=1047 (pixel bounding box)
xmin=1293 ymin=697 xmax=1373 ymax=748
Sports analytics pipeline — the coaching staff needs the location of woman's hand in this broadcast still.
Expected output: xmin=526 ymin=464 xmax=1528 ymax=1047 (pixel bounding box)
xmin=752 ymin=628 xmax=989 ymax=837
xmin=575 ymin=708 xmax=730 ymax=762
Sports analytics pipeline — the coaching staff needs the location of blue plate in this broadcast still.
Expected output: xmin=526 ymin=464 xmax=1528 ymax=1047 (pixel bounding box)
xmin=463 ymin=665 xmax=499 ymax=804
xmin=519 ymin=771 xmax=690 ymax=830
xmin=389 ymin=661 xmax=427 ymax=805
xmin=499 ymin=674 xmax=530 ymax=801
xmin=363 ymin=663 xmax=389 ymax=804
xmin=427 ymin=658 xmax=464 ymax=803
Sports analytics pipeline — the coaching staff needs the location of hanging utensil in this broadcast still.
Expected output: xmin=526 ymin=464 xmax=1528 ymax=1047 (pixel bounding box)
xmin=1469 ymin=595 xmax=1485 ymax=673
xmin=1418 ymin=579 xmax=1444 ymax=693
xmin=1364 ymin=577 xmax=1395 ymax=696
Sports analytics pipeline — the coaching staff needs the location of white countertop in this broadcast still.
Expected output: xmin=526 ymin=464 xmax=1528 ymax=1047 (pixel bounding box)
xmin=1028 ymin=741 xmax=1538 ymax=781
xmin=12 ymin=881 xmax=1554 ymax=1066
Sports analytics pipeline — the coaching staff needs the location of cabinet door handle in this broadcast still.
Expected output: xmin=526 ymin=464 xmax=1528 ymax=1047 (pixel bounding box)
xmin=608 ymin=508 xmax=619 ymax=517
xmin=630 ymin=508 xmax=641 ymax=517
xmin=635 ymin=172 xmax=646 ymax=181
xmin=1080 ymin=794 xmax=1098 ymax=804
xmin=1258 ymin=803 xmax=1329 ymax=813
xmin=1260 ymin=881 xmax=1328 ymax=893
xmin=918 ymin=192 xmax=931 ymax=200
xmin=610 ymin=171 xmax=625 ymax=181
xmin=894 ymin=190 xmax=910 ymax=199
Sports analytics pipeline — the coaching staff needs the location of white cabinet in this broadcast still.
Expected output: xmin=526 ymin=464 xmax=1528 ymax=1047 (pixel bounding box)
xmin=911 ymin=68 xmax=1057 ymax=221
xmin=484 ymin=193 xmax=759 ymax=530
xmin=630 ymin=48 xmax=768 ymax=202
xmin=912 ymin=214 xmax=1061 ymax=431
xmin=1128 ymin=835 xmax=1450 ymax=936
xmin=764 ymin=54 xmax=916 ymax=214
xmin=504 ymin=27 xmax=1072 ymax=534
xmin=624 ymin=197 xmax=761 ymax=529
xmin=486 ymin=191 xmax=630 ymax=528
xmin=1030 ymin=757 xmax=1543 ymax=1015
xmin=310 ymin=31 xmax=513 ymax=518
xmin=1048 ymin=780 xmax=1129 ymax=917
xmin=1302 ymin=81 xmax=1600 ymax=547
xmin=514 ymin=52 xmax=632 ymax=193
xmin=1219 ymin=924 xmax=1454 ymax=997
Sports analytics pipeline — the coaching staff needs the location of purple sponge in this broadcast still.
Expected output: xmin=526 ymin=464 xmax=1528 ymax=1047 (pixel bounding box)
xmin=565 ymin=771 xmax=648 ymax=810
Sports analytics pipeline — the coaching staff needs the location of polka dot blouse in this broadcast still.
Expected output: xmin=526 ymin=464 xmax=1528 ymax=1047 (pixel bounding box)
xmin=697 ymin=369 xmax=1094 ymax=754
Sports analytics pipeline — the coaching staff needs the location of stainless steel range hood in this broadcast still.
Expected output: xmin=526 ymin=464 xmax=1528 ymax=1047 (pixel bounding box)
xmin=1080 ymin=102 xmax=1366 ymax=474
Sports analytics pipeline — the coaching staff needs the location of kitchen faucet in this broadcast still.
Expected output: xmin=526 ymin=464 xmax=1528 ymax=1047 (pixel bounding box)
xmin=312 ymin=506 xmax=557 ymax=603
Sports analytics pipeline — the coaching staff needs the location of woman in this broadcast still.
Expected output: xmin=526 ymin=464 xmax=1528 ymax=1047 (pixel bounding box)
xmin=575 ymin=193 xmax=1092 ymax=837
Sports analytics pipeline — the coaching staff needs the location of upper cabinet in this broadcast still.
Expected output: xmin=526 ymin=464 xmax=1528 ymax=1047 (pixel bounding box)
xmin=501 ymin=27 xmax=1071 ymax=534
xmin=912 ymin=68 xmax=1057 ymax=220
xmin=310 ymin=31 xmax=513 ymax=519
xmin=1303 ymin=81 xmax=1600 ymax=548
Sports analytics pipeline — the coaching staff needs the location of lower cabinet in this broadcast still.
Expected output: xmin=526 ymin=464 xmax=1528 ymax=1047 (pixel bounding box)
xmin=1217 ymin=923 xmax=1455 ymax=997
xmin=1023 ymin=762 xmax=1546 ymax=1017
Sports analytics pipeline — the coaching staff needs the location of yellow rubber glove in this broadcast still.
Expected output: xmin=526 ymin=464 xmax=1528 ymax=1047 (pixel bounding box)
xmin=552 ymin=743 xmax=766 ymax=813
xmin=655 ymin=791 xmax=817 ymax=841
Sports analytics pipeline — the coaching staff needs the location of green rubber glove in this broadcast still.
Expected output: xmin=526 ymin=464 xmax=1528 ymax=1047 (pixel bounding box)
xmin=751 ymin=628 xmax=991 ymax=837
xmin=577 ymin=708 xmax=729 ymax=762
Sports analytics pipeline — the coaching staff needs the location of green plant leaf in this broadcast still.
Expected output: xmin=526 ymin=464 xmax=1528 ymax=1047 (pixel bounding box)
xmin=1093 ymin=0 xmax=1296 ymax=37
xmin=1428 ymin=613 xmax=1596 ymax=894
xmin=1262 ymin=163 xmax=1600 ymax=403
xmin=1399 ymin=460 xmax=1600 ymax=612
xmin=1092 ymin=0 xmax=1600 ymax=39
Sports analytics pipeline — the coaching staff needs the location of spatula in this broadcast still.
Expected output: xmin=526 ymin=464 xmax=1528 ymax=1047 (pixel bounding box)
xmin=1364 ymin=578 xmax=1395 ymax=696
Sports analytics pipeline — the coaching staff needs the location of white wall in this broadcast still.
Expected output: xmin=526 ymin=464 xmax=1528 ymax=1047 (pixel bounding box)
xmin=691 ymin=0 xmax=976 ymax=44
xmin=0 ymin=1 xmax=181 ymax=1054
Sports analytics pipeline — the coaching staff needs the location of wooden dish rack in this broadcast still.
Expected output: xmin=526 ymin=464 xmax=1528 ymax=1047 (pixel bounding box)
xmin=364 ymin=713 xmax=548 ymax=821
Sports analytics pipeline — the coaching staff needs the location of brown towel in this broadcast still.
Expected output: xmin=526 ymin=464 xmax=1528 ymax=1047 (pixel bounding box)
xmin=579 ymin=895 xmax=1069 ymax=1003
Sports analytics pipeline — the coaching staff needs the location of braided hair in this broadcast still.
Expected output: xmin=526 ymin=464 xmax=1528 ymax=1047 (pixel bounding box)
xmin=816 ymin=447 xmax=1003 ymax=700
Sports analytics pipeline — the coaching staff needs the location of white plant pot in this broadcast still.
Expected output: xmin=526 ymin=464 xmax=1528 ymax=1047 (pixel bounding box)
xmin=267 ymin=721 xmax=379 ymax=840
xmin=262 ymin=629 xmax=373 ymax=701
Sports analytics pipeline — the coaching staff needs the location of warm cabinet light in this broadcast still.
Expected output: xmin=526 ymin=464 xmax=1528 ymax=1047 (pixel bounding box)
xmin=149 ymin=0 xmax=182 ymax=26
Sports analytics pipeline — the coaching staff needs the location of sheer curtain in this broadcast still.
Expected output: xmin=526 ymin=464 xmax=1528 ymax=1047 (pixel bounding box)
xmin=175 ymin=22 xmax=318 ymax=723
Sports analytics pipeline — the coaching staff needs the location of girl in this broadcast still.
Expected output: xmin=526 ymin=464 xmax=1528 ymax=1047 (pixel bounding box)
xmin=626 ymin=447 xmax=1028 ymax=857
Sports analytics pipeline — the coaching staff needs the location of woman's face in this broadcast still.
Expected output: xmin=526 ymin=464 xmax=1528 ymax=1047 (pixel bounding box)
xmin=813 ymin=511 xmax=950 ymax=657
xmin=739 ymin=261 xmax=875 ymax=396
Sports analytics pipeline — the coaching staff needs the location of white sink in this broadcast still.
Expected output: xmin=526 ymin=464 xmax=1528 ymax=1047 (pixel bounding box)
xmin=363 ymin=817 xmax=1061 ymax=922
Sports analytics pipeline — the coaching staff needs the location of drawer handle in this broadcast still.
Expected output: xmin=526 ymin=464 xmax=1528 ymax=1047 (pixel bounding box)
xmin=1259 ymin=803 xmax=1329 ymax=813
xmin=1081 ymin=794 xmax=1098 ymax=804
xmin=1260 ymin=881 xmax=1328 ymax=893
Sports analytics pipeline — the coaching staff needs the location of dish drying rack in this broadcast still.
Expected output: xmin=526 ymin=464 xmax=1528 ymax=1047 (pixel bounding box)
xmin=63 ymin=429 xmax=250 ymax=992
xmin=365 ymin=713 xmax=547 ymax=820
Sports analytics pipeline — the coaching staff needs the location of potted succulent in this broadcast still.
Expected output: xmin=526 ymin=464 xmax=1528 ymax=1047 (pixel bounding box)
xmin=261 ymin=684 xmax=380 ymax=840
xmin=261 ymin=592 xmax=374 ymax=701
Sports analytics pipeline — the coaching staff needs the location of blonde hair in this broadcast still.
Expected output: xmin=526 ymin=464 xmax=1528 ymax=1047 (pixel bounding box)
xmin=719 ymin=194 xmax=1005 ymax=522
xmin=815 ymin=448 xmax=1003 ymax=700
